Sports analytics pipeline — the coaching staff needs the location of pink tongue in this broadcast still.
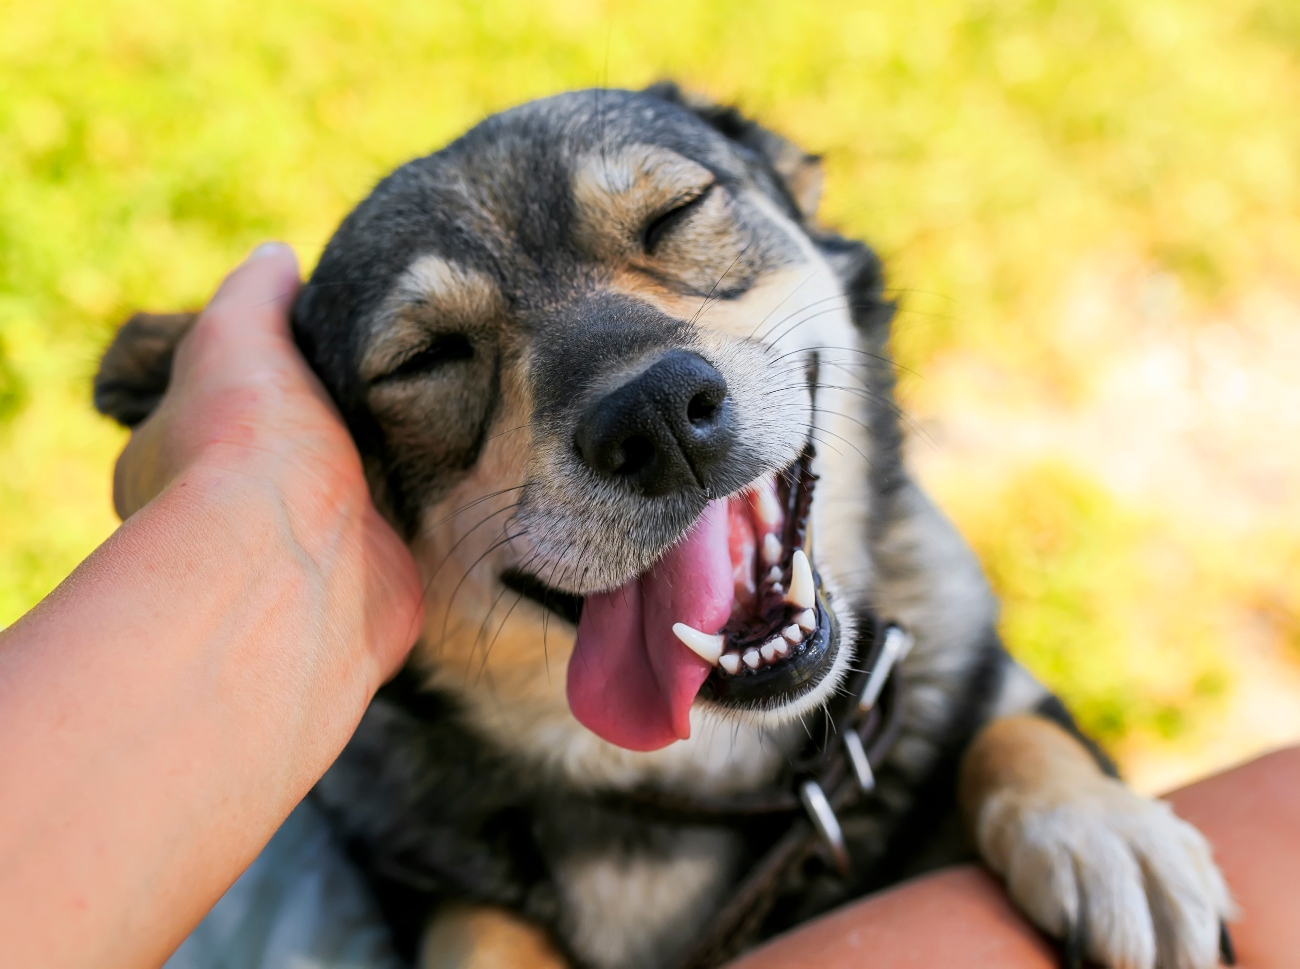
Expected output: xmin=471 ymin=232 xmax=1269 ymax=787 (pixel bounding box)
xmin=567 ymin=500 xmax=735 ymax=751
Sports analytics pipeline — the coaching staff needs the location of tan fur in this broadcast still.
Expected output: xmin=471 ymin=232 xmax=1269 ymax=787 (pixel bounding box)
xmin=777 ymin=157 xmax=823 ymax=221
xmin=360 ymin=256 xmax=505 ymax=382
xmin=571 ymin=146 xmax=715 ymax=263
xmin=571 ymin=147 xmax=779 ymax=296
xmin=958 ymin=715 xmax=1100 ymax=825
xmin=420 ymin=905 xmax=569 ymax=969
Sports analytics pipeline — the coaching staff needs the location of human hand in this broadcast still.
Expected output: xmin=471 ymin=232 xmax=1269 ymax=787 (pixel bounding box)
xmin=112 ymin=243 xmax=424 ymax=683
xmin=0 ymin=245 xmax=423 ymax=966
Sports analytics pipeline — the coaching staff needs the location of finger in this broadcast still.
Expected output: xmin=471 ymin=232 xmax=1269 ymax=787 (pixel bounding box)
xmin=114 ymin=244 xmax=304 ymax=518
xmin=207 ymin=241 xmax=301 ymax=338
xmin=172 ymin=243 xmax=302 ymax=378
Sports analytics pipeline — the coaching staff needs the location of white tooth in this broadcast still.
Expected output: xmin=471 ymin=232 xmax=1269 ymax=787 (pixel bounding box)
xmin=766 ymin=566 xmax=783 ymax=584
xmin=796 ymin=608 xmax=817 ymax=632
xmin=755 ymin=483 xmax=783 ymax=530
xmin=762 ymin=533 xmax=783 ymax=566
xmin=761 ymin=640 xmax=778 ymax=662
xmin=672 ymin=623 xmax=724 ymax=665
xmin=782 ymin=624 xmax=802 ymax=645
xmin=774 ymin=638 xmax=791 ymax=658
xmin=770 ymin=583 xmax=783 ymax=595
xmin=743 ymin=649 xmax=762 ymax=670
xmin=719 ymin=653 xmax=741 ymax=675
xmin=787 ymin=549 xmax=815 ymax=609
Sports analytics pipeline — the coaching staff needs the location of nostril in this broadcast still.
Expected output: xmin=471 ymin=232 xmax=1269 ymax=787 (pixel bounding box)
xmin=687 ymin=391 xmax=720 ymax=425
xmin=618 ymin=436 xmax=655 ymax=476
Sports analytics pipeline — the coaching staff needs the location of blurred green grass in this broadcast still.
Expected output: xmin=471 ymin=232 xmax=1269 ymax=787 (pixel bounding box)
xmin=3 ymin=0 xmax=1300 ymax=759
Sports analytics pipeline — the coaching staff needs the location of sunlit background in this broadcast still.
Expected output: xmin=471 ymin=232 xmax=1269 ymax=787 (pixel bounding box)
xmin=4 ymin=0 xmax=1299 ymax=792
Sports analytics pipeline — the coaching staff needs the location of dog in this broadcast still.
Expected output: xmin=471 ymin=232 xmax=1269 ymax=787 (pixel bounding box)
xmin=95 ymin=84 xmax=1233 ymax=969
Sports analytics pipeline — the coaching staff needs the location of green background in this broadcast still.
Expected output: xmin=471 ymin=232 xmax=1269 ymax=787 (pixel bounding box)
xmin=4 ymin=0 xmax=1300 ymax=776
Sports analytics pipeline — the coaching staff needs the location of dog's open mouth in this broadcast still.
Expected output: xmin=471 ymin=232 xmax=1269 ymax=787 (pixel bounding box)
xmin=696 ymin=447 xmax=836 ymax=701
xmin=502 ymin=447 xmax=837 ymax=751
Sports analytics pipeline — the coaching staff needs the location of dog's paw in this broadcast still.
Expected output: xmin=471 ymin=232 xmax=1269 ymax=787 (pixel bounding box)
xmin=976 ymin=777 xmax=1233 ymax=969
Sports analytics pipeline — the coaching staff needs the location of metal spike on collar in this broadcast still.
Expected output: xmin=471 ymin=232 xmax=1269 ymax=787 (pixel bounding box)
xmin=858 ymin=624 xmax=913 ymax=712
xmin=799 ymin=779 xmax=849 ymax=876
xmin=843 ymin=730 xmax=876 ymax=793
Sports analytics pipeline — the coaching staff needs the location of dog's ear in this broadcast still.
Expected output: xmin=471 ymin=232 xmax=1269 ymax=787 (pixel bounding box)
xmin=643 ymin=81 xmax=824 ymax=221
xmin=94 ymin=311 xmax=197 ymax=427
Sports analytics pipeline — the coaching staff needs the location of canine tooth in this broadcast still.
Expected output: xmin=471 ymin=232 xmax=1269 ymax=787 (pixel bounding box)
xmin=782 ymin=624 xmax=802 ymax=645
xmin=762 ymin=533 xmax=783 ymax=566
xmin=672 ymin=623 xmax=724 ymax=665
xmin=754 ymin=483 xmax=783 ymax=530
xmin=761 ymin=640 xmax=779 ymax=662
xmin=766 ymin=566 xmax=782 ymax=584
xmin=719 ymin=653 xmax=742 ymax=675
xmin=796 ymin=609 xmax=817 ymax=633
xmin=743 ymin=649 xmax=762 ymax=670
xmin=788 ymin=549 xmax=815 ymax=609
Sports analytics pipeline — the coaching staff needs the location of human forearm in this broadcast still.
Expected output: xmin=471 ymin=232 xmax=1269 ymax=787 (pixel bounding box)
xmin=0 ymin=462 xmax=412 ymax=966
xmin=0 ymin=244 xmax=422 ymax=966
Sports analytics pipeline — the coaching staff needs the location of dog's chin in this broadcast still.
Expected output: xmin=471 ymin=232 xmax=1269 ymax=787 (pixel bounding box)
xmin=502 ymin=447 xmax=854 ymax=730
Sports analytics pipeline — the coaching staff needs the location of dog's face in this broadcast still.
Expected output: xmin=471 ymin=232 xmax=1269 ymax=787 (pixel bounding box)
xmin=290 ymin=87 xmax=885 ymax=760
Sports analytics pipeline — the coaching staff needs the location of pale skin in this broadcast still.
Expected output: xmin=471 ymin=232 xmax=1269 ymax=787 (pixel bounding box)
xmin=0 ymin=243 xmax=425 ymax=969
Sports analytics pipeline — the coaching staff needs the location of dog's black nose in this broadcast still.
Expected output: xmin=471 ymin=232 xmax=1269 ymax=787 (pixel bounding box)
xmin=575 ymin=350 xmax=735 ymax=497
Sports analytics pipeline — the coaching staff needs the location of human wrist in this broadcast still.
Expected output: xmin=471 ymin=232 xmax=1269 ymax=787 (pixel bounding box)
xmin=185 ymin=439 xmax=415 ymax=684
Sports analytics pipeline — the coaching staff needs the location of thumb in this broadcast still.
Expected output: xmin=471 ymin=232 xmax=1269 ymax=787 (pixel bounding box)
xmin=171 ymin=242 xmax=303 ymax=381
xmin=208 ymin=242 xmax=302 ymax=335
xmin=113 ymin=244 xmax=305 ymax=519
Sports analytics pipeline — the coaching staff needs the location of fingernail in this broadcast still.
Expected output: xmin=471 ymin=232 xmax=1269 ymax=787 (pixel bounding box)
xmin=247 ymin=241 xmax=291 ymax=262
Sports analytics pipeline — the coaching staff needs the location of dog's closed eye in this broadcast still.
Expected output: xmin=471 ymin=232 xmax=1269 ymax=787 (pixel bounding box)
xmin=642 ymin=184 xmax=714 ymax=253
xmin=372 ymin=333 xmax=474 ymax=384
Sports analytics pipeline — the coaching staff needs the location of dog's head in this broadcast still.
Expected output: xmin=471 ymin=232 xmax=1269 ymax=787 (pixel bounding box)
xmin=98 ymin=85 xmax=898 ymax=760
